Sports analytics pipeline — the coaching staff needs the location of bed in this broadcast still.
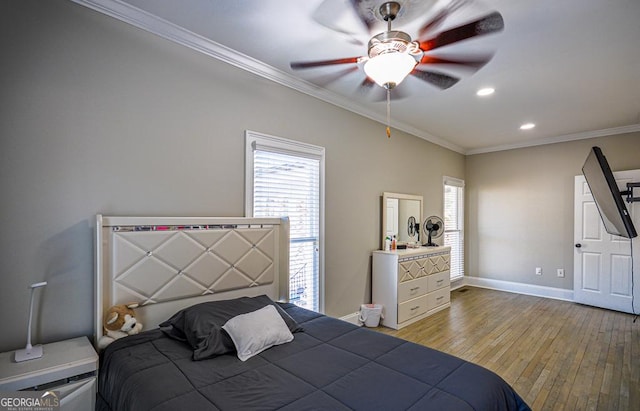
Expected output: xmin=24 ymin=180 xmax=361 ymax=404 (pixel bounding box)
xmin=94 ymin=215 xmax=531 ymax=411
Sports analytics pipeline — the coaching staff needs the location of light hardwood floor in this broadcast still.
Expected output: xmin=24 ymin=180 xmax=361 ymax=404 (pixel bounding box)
xmin=376 ymin=287 xmax=640 ymax=411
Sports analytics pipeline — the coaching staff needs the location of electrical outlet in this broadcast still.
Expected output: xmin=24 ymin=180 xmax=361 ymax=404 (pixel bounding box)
xmin=557 ymin=268 xmax=565 ymax=278
xmin=535 ymin=267 xmax=542 ymax=276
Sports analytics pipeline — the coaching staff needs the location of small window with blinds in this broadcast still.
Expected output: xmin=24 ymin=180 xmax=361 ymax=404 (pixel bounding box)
xmin=444 ymin=176 xmax=464 ymax=280
xmin=245 ymin=131 xmax=325 ymax=312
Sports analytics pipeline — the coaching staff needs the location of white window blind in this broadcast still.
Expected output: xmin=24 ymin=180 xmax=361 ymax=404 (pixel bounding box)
xmin=444 ymin=177 xmax=464 ymax=280
xmin=246 ymin=131 xmax=324 ymax=312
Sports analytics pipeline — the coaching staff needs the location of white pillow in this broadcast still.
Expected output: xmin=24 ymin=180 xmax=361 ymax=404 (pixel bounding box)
xmin=222 ymin=304 xmax=294 ymax=361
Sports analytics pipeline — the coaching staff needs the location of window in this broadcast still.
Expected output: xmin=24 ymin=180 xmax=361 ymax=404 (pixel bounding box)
xmin=444 ymin=176 xmax=464 ymax=280
xmin=245 ymin=131 xmax=324 ymax=312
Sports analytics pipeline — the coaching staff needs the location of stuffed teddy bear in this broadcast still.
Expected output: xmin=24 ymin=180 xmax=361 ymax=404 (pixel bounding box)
xmin=98 ymin=303 xmax=143 ymax=350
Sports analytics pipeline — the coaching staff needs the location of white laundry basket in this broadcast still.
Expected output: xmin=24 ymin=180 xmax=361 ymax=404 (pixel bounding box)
xmin=359 ymin=304 xmax=384 ymax=327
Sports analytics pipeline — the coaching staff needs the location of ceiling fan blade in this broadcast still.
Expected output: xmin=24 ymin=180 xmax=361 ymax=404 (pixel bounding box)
xmin=419 ymin=54 xmax=494 ymax=70
xmin=360 ymin=76 xmax=410 ymax=101
xmin=411 ymin=69 xmax=460 ymax=90
xmin=350 ymin=0 xmax=444 ymax=32
xmin=348 ymin=0 xmax=376 ymax=31
xmin=357 ymin=76 xmax=377 ymax=96
xmin=418 ymin=0 xmax=468 ymax=38
xmin=290 ymin=57 xmax=361 ymax=70
xmin=371 ymin=86 xmax=410 ymax=102
xmin=311 ymin=66 xmax=360 ymax=87
xmin=360 ymin=77 xmax=376 ymax=88
xmin=312 ymin=0 xmax=366 ymax=45
xmin=419 ymin=11 xmax=504 ymax=52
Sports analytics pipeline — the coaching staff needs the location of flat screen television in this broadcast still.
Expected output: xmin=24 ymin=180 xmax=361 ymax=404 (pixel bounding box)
xmin=582 ymin=146 xmax=637 ymax=239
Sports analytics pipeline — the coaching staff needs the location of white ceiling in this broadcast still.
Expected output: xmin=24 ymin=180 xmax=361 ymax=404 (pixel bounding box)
xmin=74 ymin=0 xmax=640 ymax=154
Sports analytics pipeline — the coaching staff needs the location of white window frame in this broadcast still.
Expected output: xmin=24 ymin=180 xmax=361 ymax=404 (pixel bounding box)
xmin=443 ymin=176 xmax=464 ymax=280
xmin=245 ymin=130 xmax=325 ymax=313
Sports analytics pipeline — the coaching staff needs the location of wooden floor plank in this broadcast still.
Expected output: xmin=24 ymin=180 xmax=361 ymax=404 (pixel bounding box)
xmin=376 ymin=287 xmax=640 ymax=410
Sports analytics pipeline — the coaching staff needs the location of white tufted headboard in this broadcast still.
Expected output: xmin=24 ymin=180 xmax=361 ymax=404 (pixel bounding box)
xmin=94 ymin=215 xmax=290 ymax=348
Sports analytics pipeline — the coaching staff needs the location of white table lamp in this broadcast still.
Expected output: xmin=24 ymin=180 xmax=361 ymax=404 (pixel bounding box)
xmin=15 ymin=281 xmax=47 ymax=362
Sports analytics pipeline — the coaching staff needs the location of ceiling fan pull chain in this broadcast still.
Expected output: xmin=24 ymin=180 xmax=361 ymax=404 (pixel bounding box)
xmin=386 ymin=88 xmax=391 ymax=138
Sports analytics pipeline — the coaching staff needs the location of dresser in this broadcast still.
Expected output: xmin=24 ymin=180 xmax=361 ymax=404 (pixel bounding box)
xmin=372 ymin=247 xmax=451 ymax=329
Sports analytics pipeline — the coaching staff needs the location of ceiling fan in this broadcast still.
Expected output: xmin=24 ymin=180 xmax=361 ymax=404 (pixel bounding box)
xmin=290 ymin=0 xmax=503 ymax=137
xmin=291 ymin=0 xmax=504 ymax=92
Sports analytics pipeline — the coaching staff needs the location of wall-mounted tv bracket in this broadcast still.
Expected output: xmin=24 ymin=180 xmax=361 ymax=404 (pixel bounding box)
xmin=622 ymin=182 xmax=640 ymax=203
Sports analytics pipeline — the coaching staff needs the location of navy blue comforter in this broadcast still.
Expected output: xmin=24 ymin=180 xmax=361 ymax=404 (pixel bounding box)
xmin=97 ymin=303 xmax=531 ymax=411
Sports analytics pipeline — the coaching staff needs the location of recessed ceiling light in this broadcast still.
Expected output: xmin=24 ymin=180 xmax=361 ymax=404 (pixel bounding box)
xmin=520 ymin=123 xmax=536 ymax=130
xmin=476 ymin=87 xmax=495 ymax=96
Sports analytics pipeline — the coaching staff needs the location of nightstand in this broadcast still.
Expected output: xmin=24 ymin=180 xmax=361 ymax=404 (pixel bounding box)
xmin=0 ymin=336 xmax=98 ymax=410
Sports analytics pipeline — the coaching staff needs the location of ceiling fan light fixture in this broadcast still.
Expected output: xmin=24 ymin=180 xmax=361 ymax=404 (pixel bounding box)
xmin=364 ymin=29 xmax=418 ymax=89
xmin=364 ymin=52 xmax=417 ymax=89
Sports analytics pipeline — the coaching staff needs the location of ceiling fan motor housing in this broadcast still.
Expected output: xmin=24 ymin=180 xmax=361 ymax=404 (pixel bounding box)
xmin=368 ymin=1 xmax=420 ymax=58
xmin=368 ymin=31 xmax=414 ymax=58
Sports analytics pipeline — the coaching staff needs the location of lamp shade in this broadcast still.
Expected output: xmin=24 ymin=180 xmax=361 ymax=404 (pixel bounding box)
xmin=364 ymin=52 xmax=417 ymax=89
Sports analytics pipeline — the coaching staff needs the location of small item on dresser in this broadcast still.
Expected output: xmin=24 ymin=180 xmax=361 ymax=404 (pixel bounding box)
xmin=391 ymin=235 xmax=397 ymax=250
xmin=397 ymin=244 xmax=407 ymax=250
xmin=384 ymin=236 xmax=391 ymax=251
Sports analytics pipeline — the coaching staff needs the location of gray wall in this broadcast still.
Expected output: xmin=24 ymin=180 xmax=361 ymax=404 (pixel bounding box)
xmin=0 ymin=1 xmax=464 ymax=351
xmin=465 ymin=133 xmax=640 ymax=287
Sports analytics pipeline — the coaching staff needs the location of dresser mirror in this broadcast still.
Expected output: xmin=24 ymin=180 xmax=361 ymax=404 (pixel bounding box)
xmin=381 ymin=192 xmax=423 ymax=249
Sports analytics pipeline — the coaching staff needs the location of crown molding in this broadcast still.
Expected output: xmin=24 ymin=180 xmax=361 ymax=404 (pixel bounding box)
xmin=464 ymin=124 xmax=640 ymax=155
xmin=71 ymin=0 xmax=635 ymax=156
xmin=70 ymin=0 xmax=465 ymax=154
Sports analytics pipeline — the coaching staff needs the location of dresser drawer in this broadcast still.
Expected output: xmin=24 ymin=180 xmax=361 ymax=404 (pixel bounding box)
xmin=428 ymin=271 xmax=450 ymax=291
xmin=398 ymin=258 xmax=427 ymax=282
xmin=427 ymin=287 xmax=450 ymax=310
xmin=398 ymin=295 xmax=428 ymax=323
xmin=398 ymin=277 xmax=428 ymax=303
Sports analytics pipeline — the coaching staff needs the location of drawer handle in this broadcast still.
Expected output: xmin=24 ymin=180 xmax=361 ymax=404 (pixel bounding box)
xmin=436 ymin=279 xmax=444 ymax=284
xmin=410 ymin=287 xmax=420 ymax=292
xmin=436 ymin=296 xmax=444 ymax=301
xmin=410 ymin=306 xmax=420 ymax=311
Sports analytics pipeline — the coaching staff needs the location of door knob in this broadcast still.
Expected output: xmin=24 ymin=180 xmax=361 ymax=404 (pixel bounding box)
xmin=575 ymin=243 xmax=582 ymax=248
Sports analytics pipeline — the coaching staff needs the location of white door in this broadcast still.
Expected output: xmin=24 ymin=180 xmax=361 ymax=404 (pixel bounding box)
xmin=574 ymin=170 xmax=640 ymax=313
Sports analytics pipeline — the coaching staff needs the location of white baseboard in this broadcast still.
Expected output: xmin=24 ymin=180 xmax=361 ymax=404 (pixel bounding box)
xmin=340 ymin=278 xmax=572 ymax=325
xmin=462 ymin=276 xmax=574 ymax=302
xmin=451 ymin=276 xmax=465 ymax=291
xmin=339 ymin=311 xmax=362 ymax=326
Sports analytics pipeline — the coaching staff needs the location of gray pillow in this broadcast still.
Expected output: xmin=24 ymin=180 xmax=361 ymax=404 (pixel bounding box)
xmin=223 ymin=305 xmax=294 ymax=361
xmin=159 ymin=295 xmax=302 ymax=360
